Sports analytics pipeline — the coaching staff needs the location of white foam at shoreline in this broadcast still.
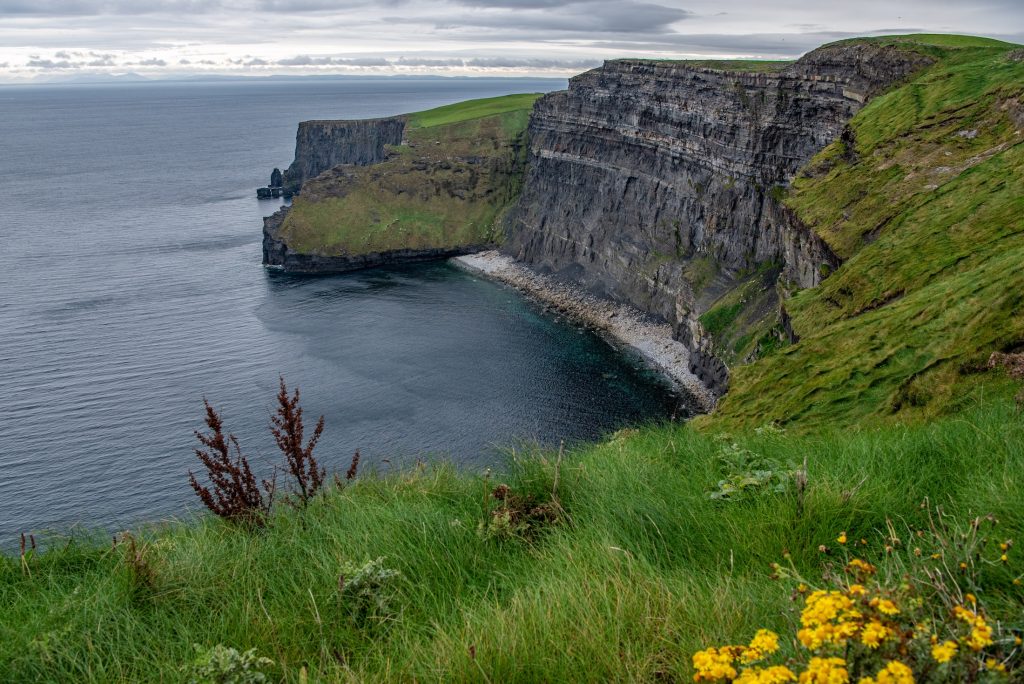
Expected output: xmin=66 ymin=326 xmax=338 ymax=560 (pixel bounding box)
xmin=451 ymin=251 xmax=717 ymax=413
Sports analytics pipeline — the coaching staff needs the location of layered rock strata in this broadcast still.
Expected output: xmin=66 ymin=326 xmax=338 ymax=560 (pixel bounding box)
xmin=504 ymin=43 xmax=932 ymax=394
xmin=281 ymin=117 xmax=406 ymax=192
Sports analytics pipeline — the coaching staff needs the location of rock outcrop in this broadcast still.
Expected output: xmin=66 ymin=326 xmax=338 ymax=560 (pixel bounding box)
xmin=503 ymin=42 xmax=933 ymax=394
xmin=262 ymin=205 xmax=489 ymax=273
xmin=281 ymin=117 xmax=406 ymax=192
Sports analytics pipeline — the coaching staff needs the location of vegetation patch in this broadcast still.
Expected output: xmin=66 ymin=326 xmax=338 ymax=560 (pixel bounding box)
xmin=708 ymin=41 xmax=1024 ymax=430
xmin=2 ymin=395 xmax=1022 ymax=682
xmin=278 ymin=97 xmax=537 ymax=257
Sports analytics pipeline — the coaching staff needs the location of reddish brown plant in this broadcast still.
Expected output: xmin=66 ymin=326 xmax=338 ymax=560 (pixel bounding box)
xmin=189 ymin=399 xmax=271 ymax=526
xmin=271 ymin=376 xmax=325 ymax=506
xmin=346 ymin=450 xmax=361 ymax=481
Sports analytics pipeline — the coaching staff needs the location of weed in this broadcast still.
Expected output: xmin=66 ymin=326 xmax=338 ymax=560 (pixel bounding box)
xmin=271 ymin=377 xmax=325 ymax=508
xmin=189 ymin=400 xmax=271 ymax=527
xmin=188 ymin=644 xmax=274 ymax=684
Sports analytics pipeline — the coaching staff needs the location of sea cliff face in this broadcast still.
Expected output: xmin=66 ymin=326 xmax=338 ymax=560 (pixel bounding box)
xmin=282 ymin=117 xmax=406 ymax=192
xmin=503 ymin=43 xmax=932 ymax=393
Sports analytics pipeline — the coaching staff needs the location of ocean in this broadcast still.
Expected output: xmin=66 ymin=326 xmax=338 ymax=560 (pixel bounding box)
xmin=0 ymin=77 xmax=680 ymax=543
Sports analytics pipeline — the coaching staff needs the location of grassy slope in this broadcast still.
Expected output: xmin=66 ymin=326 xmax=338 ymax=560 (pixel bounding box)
xmin=3 ymin=395 xmax=1021 ymax=682
xmin=702 ymin=40 xmax=1024 ymax=430
xmin=277 ymin=94 xmax=540 ymax=256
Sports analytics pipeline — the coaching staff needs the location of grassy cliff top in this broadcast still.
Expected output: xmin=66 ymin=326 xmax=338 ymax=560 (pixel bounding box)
xmin=406 ymin=93 xmax=542 ymax=129
xmin=702 ymin=39 xmax=1024 ymax=430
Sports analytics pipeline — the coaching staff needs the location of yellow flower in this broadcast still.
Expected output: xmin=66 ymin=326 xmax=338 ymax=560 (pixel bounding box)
xmin=847 ymin=559 xmax=876 ymax=575
xmin=869 ymin=597 xmax=900 ymax=616
xmin=798 ymin=583 xmax=809 ymax=594
xmin=966 ymin=622 xmax=994 ymax=651
xmin=1000 ymin=554 xmax=1008 ymax=563
xmin=959 ymin=562 xmax=968 ymax=570
xmin=837 ymin=532 xmax=848 ymax=545
xmin=985 ymin=658 xmax=1006 ymax=673
xmin=1015 ymin=636 xmax=1023 ymax=646
xmin=735 ymin=665 xmax=798 ymax=684
xmin=799 ymin=657 xmax=849 ymax=684
xmin=848 ymin=584 xmax=867 ymax=597
xmin=861 ymin=621 xmax=892 ymax=648
xmin=692 ymin=647 xmax=738 ymax=681
xmin=931 ymin=640 xmax=957 ymax=663
xmin=748 ymin=629 xmax=780 ymax=656
xmin=1000 ymin=541 xmax=1009 ymax=551
xmin=930 ymin=553 xmax=941 ymax=560
xmin=965 ymin=593 xmax=976 ymax=605
xmin=873 ymin=660 xmax=914 ymax=684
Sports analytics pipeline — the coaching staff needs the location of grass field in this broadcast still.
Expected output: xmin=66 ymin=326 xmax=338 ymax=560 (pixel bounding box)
xmin=406 ymin=93 xmax=543 ymax=129
xmin=2 ymin=388 xmax=1021 ymax=682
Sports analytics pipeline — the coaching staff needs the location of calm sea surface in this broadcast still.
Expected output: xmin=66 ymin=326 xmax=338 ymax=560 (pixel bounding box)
xmin=0 ymin=77 xmax=680 ymax=543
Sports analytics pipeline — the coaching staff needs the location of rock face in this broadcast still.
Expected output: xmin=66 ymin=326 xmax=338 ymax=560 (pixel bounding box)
xmin=503 ymin=42 xmax=932 ymax=394
xmin=270 ymin=167 xmax=283 ymax=188
xmin=281 ymin=117 xmax=406 ymax=192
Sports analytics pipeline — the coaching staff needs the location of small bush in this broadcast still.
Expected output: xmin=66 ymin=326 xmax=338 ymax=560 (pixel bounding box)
xmin=270 ymin=376 xmax=326 ymax=507
xmin=707 ymin=440 xmax=799 ymax=502
xmin=188 ymin=644 xmax=273 ymax=684
xmin=338 ymin=557 xmax=402 ymax=625
xmin=188 ymin=400 xmax=272 ymax=527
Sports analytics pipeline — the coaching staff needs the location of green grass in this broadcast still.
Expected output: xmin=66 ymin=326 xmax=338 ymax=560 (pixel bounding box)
xmin=3 ymin=394 xmax=1022 ymax=682
xmin=279 ymin=103 xmax=534 ymax=256
xmin=835 ymin=33 xmax=1022 ymax=50
xmin=406 ymin=93 xmax=542 ymax=129
xmin=705 ymin=42 xmax=1024 ymax=430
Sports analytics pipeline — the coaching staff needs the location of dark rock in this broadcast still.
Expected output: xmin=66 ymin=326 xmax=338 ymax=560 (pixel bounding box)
xmin=256 ymin=187 xmax=272 ymax=199
xmin=280 ymin=117 xmax=406 ymax=192
xmin=270 ymin=167 xmax=283 ymax=188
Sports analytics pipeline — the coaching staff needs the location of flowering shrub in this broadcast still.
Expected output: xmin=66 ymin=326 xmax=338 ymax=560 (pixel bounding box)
xmin=692 ymin=512 xmax=1023 ymax=682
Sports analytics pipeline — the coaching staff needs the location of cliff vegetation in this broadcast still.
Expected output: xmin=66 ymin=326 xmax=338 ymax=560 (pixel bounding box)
xmin=706 ymin=37 xmax=1024 ymax=429
xmin=271 ymin=94 xmax=538 ymax=260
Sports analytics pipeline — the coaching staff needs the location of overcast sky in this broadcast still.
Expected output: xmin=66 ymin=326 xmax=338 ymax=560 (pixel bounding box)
xmin=1 ymin=0 xmax=1022 ymax=82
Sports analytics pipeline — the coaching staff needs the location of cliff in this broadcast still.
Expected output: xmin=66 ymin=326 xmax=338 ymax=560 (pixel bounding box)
xmin=504 ymin=42 xmax=934 ymax=394
xmin=263 ymin=94 xmax=539 ymax=273
xmin=281 ymin=117 xmax=406 ymax=193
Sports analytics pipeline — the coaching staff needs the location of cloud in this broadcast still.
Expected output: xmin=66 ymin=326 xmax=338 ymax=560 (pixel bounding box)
xmin=394 ymin=56 xmax=464 ymax=66
xmin=26 ymin=58 xmax=76 ymax=69
xmin=423 ymin=0 xmax=691 ymax=34
xmin=276 ymin=55 xmax=390 ymax=66
xmin=464 ymin=56 xmax=601 ymax=68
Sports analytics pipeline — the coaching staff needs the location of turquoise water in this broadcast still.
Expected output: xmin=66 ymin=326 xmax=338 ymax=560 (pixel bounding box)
xmin=0 ymin=78 xmax=682 ymax=542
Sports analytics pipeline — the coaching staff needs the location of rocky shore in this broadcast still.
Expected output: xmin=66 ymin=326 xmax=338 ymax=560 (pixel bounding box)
xmin=452 ymin=251 xmax=717 ymax=413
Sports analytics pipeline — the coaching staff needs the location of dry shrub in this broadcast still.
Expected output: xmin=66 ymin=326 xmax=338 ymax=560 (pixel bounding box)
xmin=188 ymin=400 xmax=273 ymax=527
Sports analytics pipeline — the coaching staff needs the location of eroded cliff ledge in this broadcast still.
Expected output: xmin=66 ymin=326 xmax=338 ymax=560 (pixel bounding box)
xmin=281 ymin=117 xmax=406 ymax=193
xmin=503 ymin=42 xmax=933 ymax=394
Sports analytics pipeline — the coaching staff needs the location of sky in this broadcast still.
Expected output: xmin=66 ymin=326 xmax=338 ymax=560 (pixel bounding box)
xmin=1 ymin=0 xmax=1022 ymax=82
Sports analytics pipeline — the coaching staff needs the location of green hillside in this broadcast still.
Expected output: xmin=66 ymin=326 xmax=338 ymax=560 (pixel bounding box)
xmin=276 ymin=94 xmax=540 ymax=257
xmin=702 ymin=39 xmax=1024 ymax=430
